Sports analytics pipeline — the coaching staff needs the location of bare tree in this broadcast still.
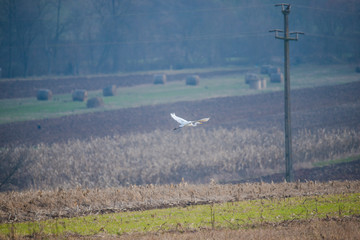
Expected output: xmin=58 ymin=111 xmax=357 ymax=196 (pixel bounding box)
xmin=42 ymin=0 xmax=64 ymax=75
xmin=0 ymin=0 xmax=15 ymax=78
xmin=0 ymin=0 xmax=359 ymax=77
xmin=89 ymin=0 xmax=132 ymax=73
xmin=12 ymin=0 xmax=49 ymax=77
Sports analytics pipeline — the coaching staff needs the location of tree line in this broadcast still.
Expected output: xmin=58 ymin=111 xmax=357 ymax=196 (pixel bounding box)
xmin=0 ymin=0 xmax=359 ymax=78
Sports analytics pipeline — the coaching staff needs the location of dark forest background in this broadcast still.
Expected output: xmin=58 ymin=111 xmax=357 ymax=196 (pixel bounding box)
xmin=0 ymin=0 xmax=359 ymax=78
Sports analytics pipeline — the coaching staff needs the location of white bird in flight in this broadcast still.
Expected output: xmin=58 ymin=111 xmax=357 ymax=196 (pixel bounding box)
xmin=170 ymin=113 xmax=210 ymax=130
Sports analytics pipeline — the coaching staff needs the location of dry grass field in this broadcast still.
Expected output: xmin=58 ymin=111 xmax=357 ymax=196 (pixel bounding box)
xmin=1 ymin=126 xmax=359 ymax=192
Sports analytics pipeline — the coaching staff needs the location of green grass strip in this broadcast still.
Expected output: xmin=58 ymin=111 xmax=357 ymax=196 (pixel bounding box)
xmin=312 ymin=155 xmax=360 ymax=168
xmin=1 ymin=193 xmax=359 ymax=237
xmin=1 ymin=64 xmax=358 ymax=124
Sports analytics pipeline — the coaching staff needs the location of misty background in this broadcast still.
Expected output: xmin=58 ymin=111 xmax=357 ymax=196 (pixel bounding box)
xmin=0 ymin=0 xmax=359 ymax=78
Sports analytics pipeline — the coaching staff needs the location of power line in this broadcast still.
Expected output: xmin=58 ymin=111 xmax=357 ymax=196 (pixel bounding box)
xmin=15 ymin=32 xmax=272 ymax=50
xmin=1 ymin=3 xmax=358 ymax=22
xmin=0 ymin=4 xmax=274 ymax=22
xmin=123 ymin=4 xmax=274 ymax=17
xmin=295 ymin=4 xmax=360 ymax=16
xmin=305 ymin=33 xmax=360 ymax=42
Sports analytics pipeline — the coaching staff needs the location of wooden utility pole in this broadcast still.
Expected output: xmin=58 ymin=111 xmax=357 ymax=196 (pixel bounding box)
xmin=270 ymin=4 xmax=303 ymax=182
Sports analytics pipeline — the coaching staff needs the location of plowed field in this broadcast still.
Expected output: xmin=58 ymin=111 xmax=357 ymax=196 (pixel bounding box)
xmin=1 ymin=81 xmax=359 ymax=147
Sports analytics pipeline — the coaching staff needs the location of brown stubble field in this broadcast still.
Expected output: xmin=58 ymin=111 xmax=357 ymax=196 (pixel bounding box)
xmin=1 ymin=181 xmax=359 ymax=223
xmin=1 ymin=126 xmax=360 ymax=192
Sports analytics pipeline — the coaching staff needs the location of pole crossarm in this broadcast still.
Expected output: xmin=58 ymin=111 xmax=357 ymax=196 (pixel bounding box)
xmin=290 ymin=31 xmax=305 ymax=40
xmin=270 ymin=29 xmax=304 ymax=41
xmin=275 ymin=3 xmax=291 ymax=14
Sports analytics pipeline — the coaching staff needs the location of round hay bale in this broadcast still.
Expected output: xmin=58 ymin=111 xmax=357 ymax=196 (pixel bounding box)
xmin=245 ymin=73 xmax=260 ymax=84
xmin=186 ymin=75 xmax=200 ymax=86
xmin=36 ymin=89 xmax=52 ymax=101
xmin=270 ymin=73 xmax=284 ymax=83
xmin=249 ymin=79 xmax=262 ymax=89
xmin=267 ymin=66 xmax=281 ymax=76
xmin=72 ymin=89 xmax=88 ymax=101
xmin=103 ymin=85 xmax=117 ymax=96
xmin=153 ymin=74 xmax=166 ymax=84
xmin=86 ymin=97 xmax=104 ymax=108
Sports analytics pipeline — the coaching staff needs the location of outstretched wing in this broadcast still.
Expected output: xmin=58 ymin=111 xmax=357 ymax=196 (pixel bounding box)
xmin=170 ymin=113 xmax=189 ymax=125
xmin=196 ymin=117 xmax=210 ymax=124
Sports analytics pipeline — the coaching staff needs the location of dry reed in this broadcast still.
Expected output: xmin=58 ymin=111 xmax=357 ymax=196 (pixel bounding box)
xmin=0 ymin=127 xmax=359 ymax=192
